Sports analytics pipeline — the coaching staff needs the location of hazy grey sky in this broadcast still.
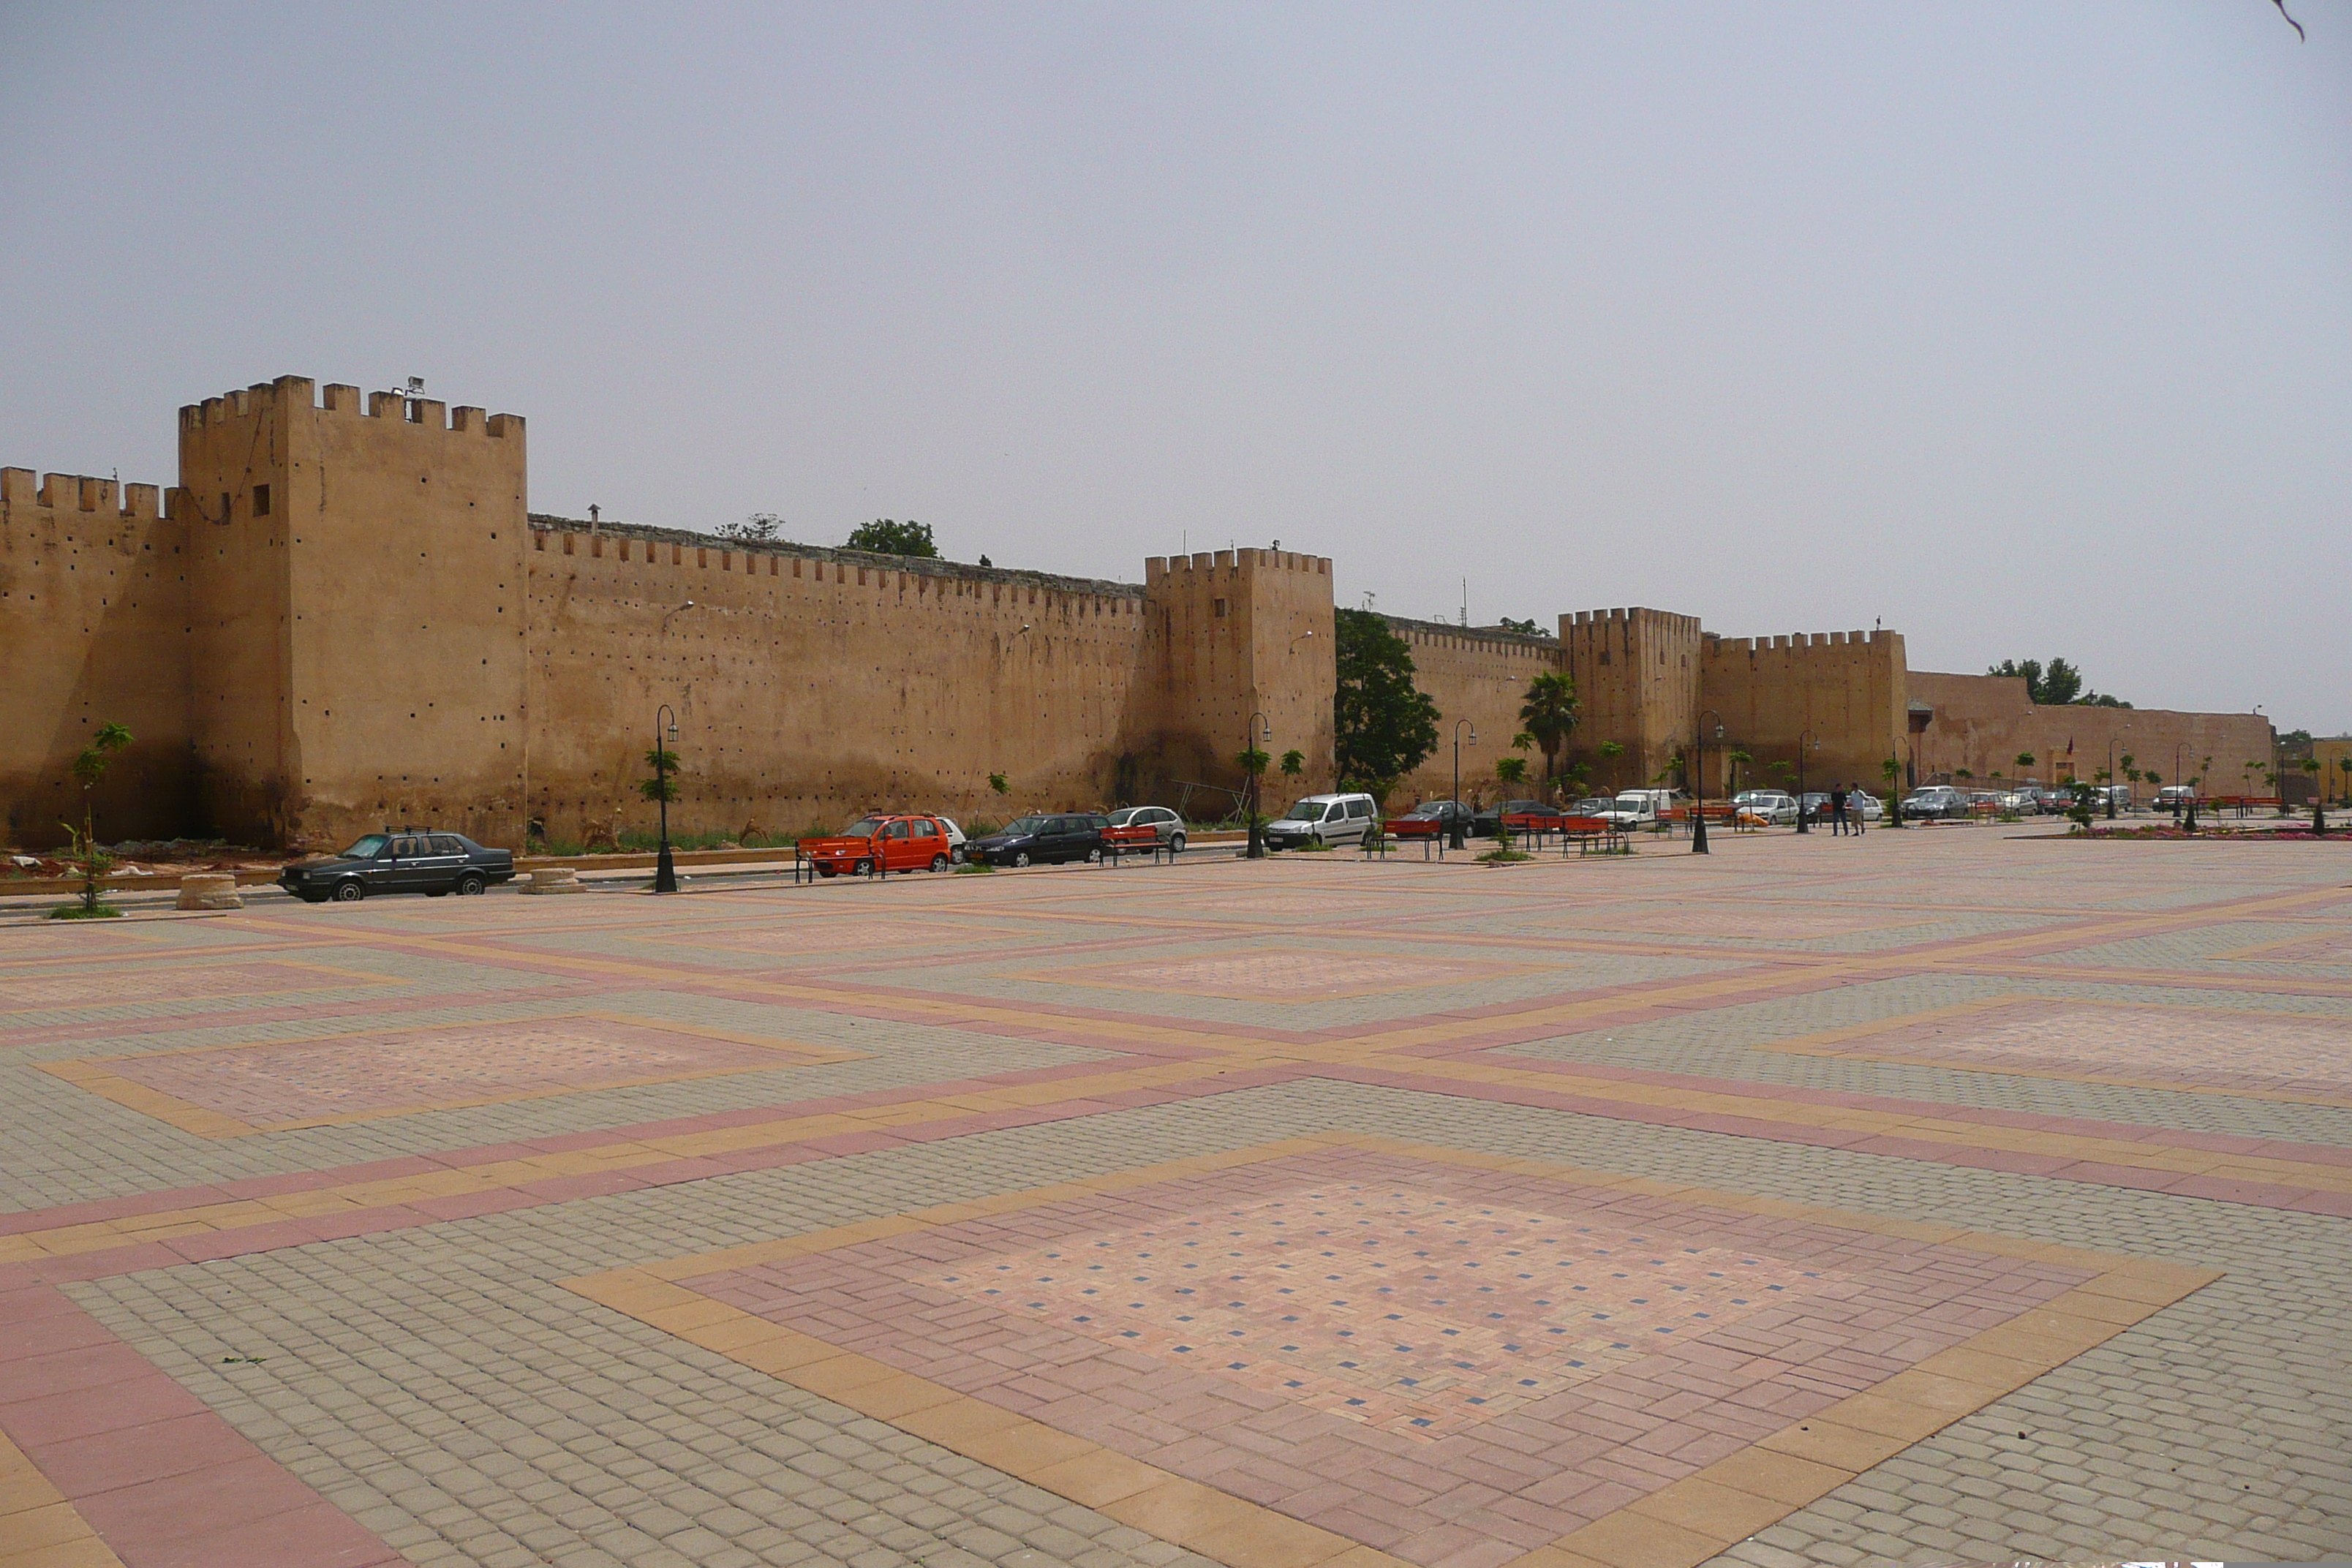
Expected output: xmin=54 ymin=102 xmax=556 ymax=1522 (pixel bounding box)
xmin=4 ymin=3 xmax=2346 ymax=728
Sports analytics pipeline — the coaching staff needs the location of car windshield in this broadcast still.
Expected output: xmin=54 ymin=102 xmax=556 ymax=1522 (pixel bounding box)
xmin=1284 ymin=801 xmax=1327 ymax=821
xmin=1104 ymin=808 xmax=1138 ymax=825
xmin=844 ymin=816 xmax=887 ymax=837
xmin=1002 ymin=815 xmax=1049 ymax=835
xmin=341 ymin=834 xmax=388 ymax=859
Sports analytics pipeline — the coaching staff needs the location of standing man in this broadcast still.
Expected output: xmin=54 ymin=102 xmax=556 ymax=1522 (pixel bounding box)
xmin=1850 ymin=782 xmax=1868 ymax=837
xmin=1828 ymin=783 xmax=1849 ymax=837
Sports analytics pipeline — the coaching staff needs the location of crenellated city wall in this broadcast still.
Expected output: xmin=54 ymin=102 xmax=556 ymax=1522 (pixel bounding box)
xmin=1904 ymin=671 xmax=2273 ymax=795
xmin=1700 ymin=629 xmax=1907 ymax=796
xmin=0 ymin=372 xmax=2281 ymax=848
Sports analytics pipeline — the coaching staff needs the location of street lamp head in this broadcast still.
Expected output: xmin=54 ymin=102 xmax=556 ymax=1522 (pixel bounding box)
xmin=1259 ymin=717 xmax=1273 ymax=742
xmin=666 ymin=720 xmax=679 ymax=743
xmin=1469 ymin=728 xmax=1479 ymax=746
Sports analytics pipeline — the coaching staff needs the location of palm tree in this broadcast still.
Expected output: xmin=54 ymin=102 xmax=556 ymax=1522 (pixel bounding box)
xmin=1597 ymin=740 xmax=1625 ymax=792
xmin=1518 ymin=672 xmax=1580 ymax=791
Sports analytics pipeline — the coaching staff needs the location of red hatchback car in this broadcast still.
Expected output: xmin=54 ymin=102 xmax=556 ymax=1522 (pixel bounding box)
xmin=800 ymin=814 xmax=957 ymax=878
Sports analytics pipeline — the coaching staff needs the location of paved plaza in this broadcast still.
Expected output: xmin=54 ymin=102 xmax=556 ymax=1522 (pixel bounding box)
xmin=2 ymin=828 xmax=2350 ymax=1568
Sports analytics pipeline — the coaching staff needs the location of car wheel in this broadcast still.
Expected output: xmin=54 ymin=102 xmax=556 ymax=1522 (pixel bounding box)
xmin=853 ymin=858 xmax=873 ymax=875
xmin=456 ymin=872 xmax=486 ymax=896
xmin=1012 ymin=851 xmax=1031 ymax=868
xmin=331 ymin=880 xmax=366 ymax=902
xmin=1169 ymin=833 xmax=1185 ymax=854
xmin=817 ymin=866 xmax=837 ymax=878
xmin=930 ymin=853 xmax=949 ymax=872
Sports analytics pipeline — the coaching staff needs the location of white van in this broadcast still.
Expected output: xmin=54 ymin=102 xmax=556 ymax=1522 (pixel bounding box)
xmin=1598 ymin=789 xmax=1679 ymax=829
xmin=1264 ymin=793 xmax=1378 ymax=849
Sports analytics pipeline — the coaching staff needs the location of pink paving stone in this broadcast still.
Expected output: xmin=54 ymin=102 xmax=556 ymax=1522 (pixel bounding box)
xmin=1037 ymin=949 xmax=1533 ymax=1001
xmin=0 ymin=961 xmax=369 ymax=1011
xmin=89 ymin=1017 xmax=803 ymax=1124
xmin=1800 ymin=998 xmax=2352 ymax=1099
xmin=2242 ymin=929 xmax=2352 ymax=962
xmin=682 ymin=1147 xmax=2092 ymax=1567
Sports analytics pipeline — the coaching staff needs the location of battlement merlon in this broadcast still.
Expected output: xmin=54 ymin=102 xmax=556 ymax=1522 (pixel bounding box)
xmin=178 ymin=375 xmax=523 ymax=437
xmin=1143 ymin=550 xmax=1332 ymax=584
xmin=1 ymin=467 xmax=169 ymax=519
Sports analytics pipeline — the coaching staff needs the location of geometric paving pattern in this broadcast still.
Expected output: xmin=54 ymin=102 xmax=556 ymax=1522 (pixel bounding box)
xmin=4 ymin=826 xmax=2351 ymax=1568
xmin=1774 ymin=997 xmax=2352 ymax=1103
xmin=1038 ymin=950 xmax=1533 ymax=1000
xmin=43 ymin=1014 xmax=840 ymax=1135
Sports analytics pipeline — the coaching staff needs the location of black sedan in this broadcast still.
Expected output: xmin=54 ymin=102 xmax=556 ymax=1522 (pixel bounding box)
xmin=280 ymin=830 xmax=516 ymax=902
xmin=965 ymin=813 xmax=1109 ymax=867
xmin=1471 ymin=799 xmax=1553 ymax=837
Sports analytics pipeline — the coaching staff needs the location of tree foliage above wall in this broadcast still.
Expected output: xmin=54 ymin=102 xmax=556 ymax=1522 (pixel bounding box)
xmin=846 ymin=519 xmax=939 ymax=558
xmin=1335 ymin=609 xmax=1439 ymax=792
xmin=1986 ymin=656 xmax=2132 ymax=709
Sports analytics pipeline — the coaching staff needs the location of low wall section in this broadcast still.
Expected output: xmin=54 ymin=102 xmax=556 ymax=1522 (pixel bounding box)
xmin=1906 ymin=671 xmax=2274 ymax=795
xmin=525 ymin=521 xmax=1164 ymax=843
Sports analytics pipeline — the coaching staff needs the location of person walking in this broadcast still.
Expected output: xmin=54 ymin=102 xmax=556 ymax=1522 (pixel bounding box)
xmin=1828 ymin=783 xmax=1849 ymax=837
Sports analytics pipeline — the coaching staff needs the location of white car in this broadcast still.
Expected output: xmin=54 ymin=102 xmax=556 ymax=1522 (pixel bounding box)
xmin=935 ymin=815 xmax=969 ymax=862
xmin=1104 ymin=804 xmax=1186 ymax=853
xmin=1730 ymin=790 xmax=1798 ymax=826
xmin=1264 ymin=793 xmax=1377 ymax=849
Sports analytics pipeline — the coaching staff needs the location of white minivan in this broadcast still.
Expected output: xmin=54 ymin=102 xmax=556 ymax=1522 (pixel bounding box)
xmin=1598 ymin=789 xmax=1679 ymax=829
xmin=1264 ymin=793 xmax=1378 ymax=849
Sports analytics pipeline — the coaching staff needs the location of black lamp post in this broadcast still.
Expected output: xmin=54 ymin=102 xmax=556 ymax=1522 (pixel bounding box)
xmin=2106 ymin=737 xmax=2119 ymax=821
xmin=1692 ymin=710 xmax=1724 ymax=854
xmin=1245 ymin=711 xmax=1272 ymax=859
xmin=653 ymin=704 xmax=680 ymax=893
xmin=1452 ymin=720 xmax=1478 ymax=847
xmin=1795 ymin=729 xmax=1820 ymax=835
xmin=1888 ymin=752 xmax=1905 ymax=828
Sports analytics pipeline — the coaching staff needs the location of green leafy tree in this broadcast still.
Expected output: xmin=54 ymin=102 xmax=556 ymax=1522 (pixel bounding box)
xmin=1517 ymin=671 xmax=1580 ymax=789
xmin=2302 ymin=757 xmax=2324 ymax=832
xmin=1496 ymin=755 xmax=1528 ymax=786
xmin=638 ymin=747 xmax=681 ymax=804
xmin=988 ymin=772 xmax=1010 ymax=797
xmin=2015 ymin=751 xmax=2035 ymax=774
xmin=1496 ymin=616 xmax=1553 ymax=638
xmin=57 ymin=723 xmax=133 ymax=917
xmin=1334 ymin=608 xmax=1439 ymax=790
xmin=1280 ymin=748 xmax=1305 ymax=780
xmin=845 ymin=519 xmax=939 ymax=557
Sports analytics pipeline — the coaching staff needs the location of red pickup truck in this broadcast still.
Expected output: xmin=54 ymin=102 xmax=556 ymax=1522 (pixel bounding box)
xmin=799 ymin=814 xmax=957 ymax=878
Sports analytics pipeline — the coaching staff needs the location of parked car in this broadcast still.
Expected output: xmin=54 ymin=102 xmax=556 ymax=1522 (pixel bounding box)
xmin=1395 ymin=799 xmax=1477 ymax=840
xmin=1899 ymin=785 xmax=1970 ymax=821
xmin=281 ymin=829 xmax=516 ymax=902
xmin=1104 ymin=804 xmax=1186 ymax=853
xmin=1471 ymin=799 xmax=1554 ymax=837
xmin=1599 ymin=789 xmax=1680 ymax=829
xmin=1267 ymin=793 xmax=1378 ymax=849
xmin=1730 ymin=790 xmax=1798 ymax=826
xmin=1569 ymin=796 xmax=1616 ymax=818
xmin=934 ymin=815 xmax=969 ymax=862
xmin=804 ymin=813 xmax=960 ymax=877
xmin=2153 ymin=785 xmax=2198 ymax=813
xmin=965 ymin=813 xmax=1109 ymax=867
xmin=1846 ymin=791 xmax=1885 ymax=823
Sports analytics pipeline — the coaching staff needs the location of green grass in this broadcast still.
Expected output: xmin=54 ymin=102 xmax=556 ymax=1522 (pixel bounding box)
xmin=48 ymin=903 xmax=124 ymax=919
xmin=953 ymin=862 xmax=995 ymax=875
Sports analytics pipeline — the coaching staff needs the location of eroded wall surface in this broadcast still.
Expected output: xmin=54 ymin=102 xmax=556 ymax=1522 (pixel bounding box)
xmin=0 ymin=472 xmax=190 ymax=847
xmin=527 ymin=524 xmax=1171 ymax=841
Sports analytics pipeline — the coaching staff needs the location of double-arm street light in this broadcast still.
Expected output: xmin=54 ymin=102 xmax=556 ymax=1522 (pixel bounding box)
xmin=1452 ymin=720 xmax=1478 ymax=848
xmin=1692 ymin=710 xmax=1725 ymax=854
xmin=1245 ymin=711 xmax=1273 ymax=859
xmin=652 ymin=704 xmax=681 ymax=894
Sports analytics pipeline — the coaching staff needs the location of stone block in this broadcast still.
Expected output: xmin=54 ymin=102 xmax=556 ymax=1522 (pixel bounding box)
xmin=520 ymin=867 xmax=585 ymax=895
xmin=175 ymin=872 xmax=244 ymax=910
